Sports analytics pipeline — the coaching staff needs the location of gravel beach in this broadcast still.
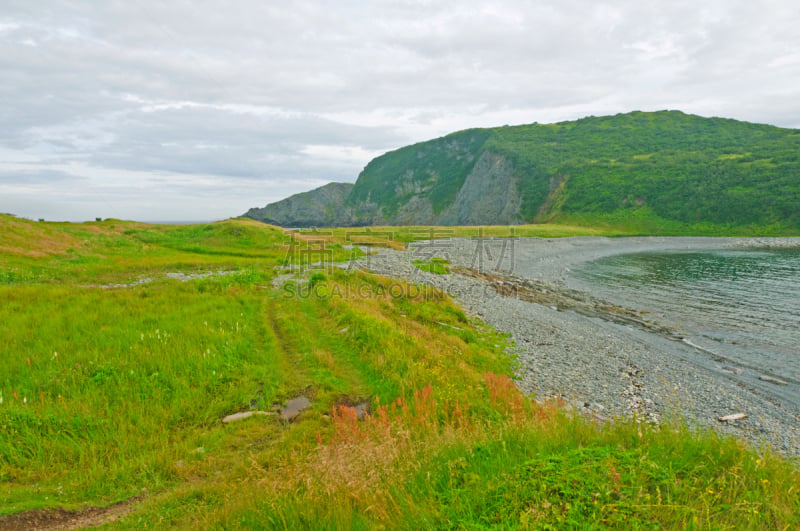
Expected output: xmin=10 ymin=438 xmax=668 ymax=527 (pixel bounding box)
xmin=352 ymin=236 xmax=800 ymax=457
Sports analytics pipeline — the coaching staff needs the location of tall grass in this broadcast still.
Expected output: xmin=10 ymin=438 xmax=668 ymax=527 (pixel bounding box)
xmin=0 ymin=215 xmax=798 ymax=529
xmin=208 ymin=374 xmax=799 ymax=530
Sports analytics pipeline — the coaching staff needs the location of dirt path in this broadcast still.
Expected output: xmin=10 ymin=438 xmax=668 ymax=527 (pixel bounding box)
xmin=0 ymin=497 xmax=140 ymax=531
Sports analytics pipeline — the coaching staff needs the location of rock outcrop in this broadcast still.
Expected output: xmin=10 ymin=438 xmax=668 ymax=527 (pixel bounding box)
xmin=243 ymin=182 xmax=356 ymax=227
xmin=243 ymin=151 xmax=524 ymax=228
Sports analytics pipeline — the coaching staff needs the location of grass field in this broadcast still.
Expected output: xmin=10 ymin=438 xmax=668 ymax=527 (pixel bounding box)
xmin=1 ymin=214 xmax=798 ymax=529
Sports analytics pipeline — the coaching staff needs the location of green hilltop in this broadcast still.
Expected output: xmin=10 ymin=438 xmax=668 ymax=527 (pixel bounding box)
xmin=246 ymin=110 xmax=800 ymax=234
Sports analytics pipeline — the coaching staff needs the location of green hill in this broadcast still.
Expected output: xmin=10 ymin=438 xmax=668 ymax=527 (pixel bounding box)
xmin=247 ymin=111 xmax=800 ymax=233
xmin=486 ymin=111 xmax=800 ymax=231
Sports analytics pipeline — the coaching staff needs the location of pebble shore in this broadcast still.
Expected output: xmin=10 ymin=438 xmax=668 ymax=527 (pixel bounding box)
xmin=351 ymin=236 xmax=800 ymax=457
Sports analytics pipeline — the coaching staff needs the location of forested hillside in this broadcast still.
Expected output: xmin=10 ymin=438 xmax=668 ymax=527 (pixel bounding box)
xmin=485 ymin=111 xmax=800 ymax=230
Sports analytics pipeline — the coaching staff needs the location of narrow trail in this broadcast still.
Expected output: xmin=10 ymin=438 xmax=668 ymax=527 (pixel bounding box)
xmin=264 ymin=298 xmax=300 ymax=377
xmin=0 ymin=497 xmax=140 ymax=531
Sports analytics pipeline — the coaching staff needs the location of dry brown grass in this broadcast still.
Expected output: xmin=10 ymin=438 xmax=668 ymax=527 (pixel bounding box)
xmin=0 ymin=216 xmax=80 ymax=257
xmin=245 ymin=374 xmax=563 ymax=525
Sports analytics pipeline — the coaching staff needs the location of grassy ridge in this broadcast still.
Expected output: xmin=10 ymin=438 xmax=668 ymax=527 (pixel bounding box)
xmin=0 ymin=214 xmax=798 ymax=529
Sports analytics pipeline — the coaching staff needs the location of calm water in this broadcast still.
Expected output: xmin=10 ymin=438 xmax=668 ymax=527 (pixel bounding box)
xmin=570 ymin=249 xmax=800 ymax=382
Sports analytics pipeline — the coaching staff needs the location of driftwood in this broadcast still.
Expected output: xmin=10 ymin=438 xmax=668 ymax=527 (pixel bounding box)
xmin=758 ymin=375 xmax=789 ymax=386
xmin=718 ymin=412 xmax=748 ymax=422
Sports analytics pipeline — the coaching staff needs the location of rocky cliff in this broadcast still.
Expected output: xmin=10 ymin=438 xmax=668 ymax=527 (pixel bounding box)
xmin=245 ymin=130 xmax=524 ymax=227
xmin=242 ymin=182 xmax=356 ymax=227
xmin=437 ymin=151 xmax=522 ymax=225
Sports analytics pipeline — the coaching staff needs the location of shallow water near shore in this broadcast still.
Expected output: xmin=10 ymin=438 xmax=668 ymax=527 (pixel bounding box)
xmin=569 ymin=248 xmax=800 ymax=394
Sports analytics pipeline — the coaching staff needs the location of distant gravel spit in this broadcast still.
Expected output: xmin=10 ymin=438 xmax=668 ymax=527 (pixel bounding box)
xmin=352 ymin=236 xmax=800 ymax=456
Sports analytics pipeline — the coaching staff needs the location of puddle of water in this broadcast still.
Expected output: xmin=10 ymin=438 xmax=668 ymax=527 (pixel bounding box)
xmin=279 ymin=396 xmax=311 ymax=421
xmin=166 ymin=270 xmax=238 ymax=281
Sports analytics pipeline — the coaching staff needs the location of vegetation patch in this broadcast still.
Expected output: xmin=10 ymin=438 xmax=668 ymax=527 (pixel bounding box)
xmin=413 ymin=256 xmax=450 ymax=274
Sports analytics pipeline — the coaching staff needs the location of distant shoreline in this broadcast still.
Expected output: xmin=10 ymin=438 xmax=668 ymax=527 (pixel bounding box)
xmin=355 ymin=236 xmax=800 ymax=456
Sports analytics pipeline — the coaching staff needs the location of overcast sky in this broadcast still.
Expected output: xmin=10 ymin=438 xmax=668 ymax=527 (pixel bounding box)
xmin=2 ymin=1 xmax=799 ymax=221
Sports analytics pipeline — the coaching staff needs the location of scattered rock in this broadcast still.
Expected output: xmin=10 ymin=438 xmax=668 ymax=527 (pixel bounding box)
xmin=222 ymin=411 xmax=274 ymax=423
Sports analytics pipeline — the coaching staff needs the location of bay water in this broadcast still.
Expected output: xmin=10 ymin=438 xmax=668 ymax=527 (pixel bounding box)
xmin=569 ymin=248 xmax=800 ymax=384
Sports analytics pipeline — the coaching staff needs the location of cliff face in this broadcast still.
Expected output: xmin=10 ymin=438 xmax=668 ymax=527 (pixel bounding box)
xmin=245 ymin=111 xmax=800 ymax=231
xmin=243 ymin=150 xmax=523 ymax=228
xmin=437 ymin=151 xmax=522 ymax=225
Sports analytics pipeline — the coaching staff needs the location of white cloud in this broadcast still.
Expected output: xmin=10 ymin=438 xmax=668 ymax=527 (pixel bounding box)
xmin=1 ymin=0 xmax=799 ymax=221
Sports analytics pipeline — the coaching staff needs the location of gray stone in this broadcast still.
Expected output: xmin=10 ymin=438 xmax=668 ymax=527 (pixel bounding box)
xmin=221 ymin=411 xmax=274 ymax=423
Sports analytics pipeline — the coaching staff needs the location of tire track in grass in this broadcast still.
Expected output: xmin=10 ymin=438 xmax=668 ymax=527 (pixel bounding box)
xmin=263 ymin=297 xmax=316 ymax=396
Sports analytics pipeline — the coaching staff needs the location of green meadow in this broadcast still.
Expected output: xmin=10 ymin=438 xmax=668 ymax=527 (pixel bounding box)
xmin=0 ymin=214 xmax=798 ymax=529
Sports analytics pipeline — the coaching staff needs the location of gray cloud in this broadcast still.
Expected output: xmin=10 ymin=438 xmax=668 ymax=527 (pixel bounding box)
xmin=1 ymin=0 xmax=799 ymax=221
xmin=0 ymin=169 xmax=84 ymax=184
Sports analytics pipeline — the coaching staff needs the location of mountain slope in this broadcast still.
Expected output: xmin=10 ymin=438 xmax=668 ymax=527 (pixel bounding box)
xmin=245 ymin=111 xmax=800 ymax=232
